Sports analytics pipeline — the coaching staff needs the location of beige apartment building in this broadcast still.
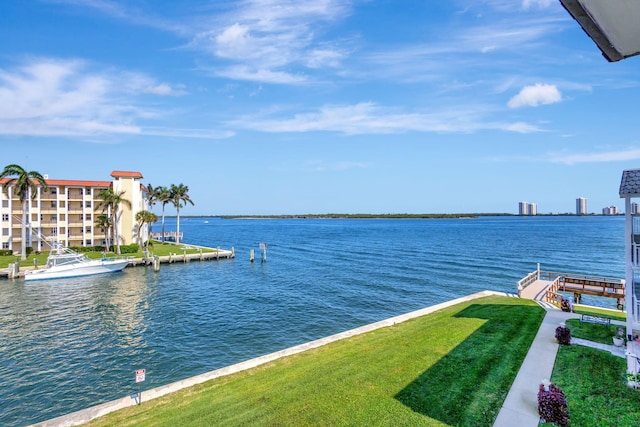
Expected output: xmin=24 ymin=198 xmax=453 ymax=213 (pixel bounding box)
xmin=0 ymin=170 xmax=148 ymax=254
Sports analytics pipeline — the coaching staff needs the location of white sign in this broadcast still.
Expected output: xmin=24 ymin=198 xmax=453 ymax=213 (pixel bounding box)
xmin=135 ymin=369 xmax=146 ymax=383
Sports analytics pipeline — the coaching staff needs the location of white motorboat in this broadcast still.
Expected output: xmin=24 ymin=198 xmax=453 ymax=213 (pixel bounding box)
xmin=24 ymin=244 xmax=131 ymax=281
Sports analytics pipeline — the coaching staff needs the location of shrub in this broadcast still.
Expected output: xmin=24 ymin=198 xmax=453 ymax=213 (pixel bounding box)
xmin=0 ymin=249 xmax=13 ymax=256
xmin=119 ymin=244 xmax=139 ymax=254
xmin=625 ymin=372 xmax=640 ymax=389
xmin=26 ymin=246 xmax=33 ymax=255
xmin=560 ymin=298 xmax=571 ymax=312
xmin=555 ymin=325 xmax=571 ymax=345
xmin=538 ymin=383 xmax=570 ymax=426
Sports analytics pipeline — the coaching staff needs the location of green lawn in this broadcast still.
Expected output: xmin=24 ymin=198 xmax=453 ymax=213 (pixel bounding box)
xmin=0 ymin=241 xmax=215 ymax=269
xmin=572 ymin=306 xmax=626 ymax=322
xmin=86 ymin=296 xmax=545 ymax=427
xmin=542 ymin=346 xmax=640 ymax=427
xmin=566 ymin=319 xmax=622 ymax=345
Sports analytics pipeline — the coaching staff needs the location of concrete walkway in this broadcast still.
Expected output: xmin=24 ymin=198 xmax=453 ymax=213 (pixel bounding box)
xmin=493 ymin=306 xmax=625 ymax=427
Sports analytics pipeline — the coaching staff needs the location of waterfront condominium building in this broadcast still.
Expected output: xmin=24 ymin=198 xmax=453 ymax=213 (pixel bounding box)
xmin=518 ymin=201 xmax=537 ymax=216
xmin=576 ymin=197 xmax=588 ymax=215
xmin=632 ymin=202 xmax=640 ymax=214
xmin=602 ymin=206 xmax=619 ymax=215
xmin=0 ymin=170 xmax=148 ymax=255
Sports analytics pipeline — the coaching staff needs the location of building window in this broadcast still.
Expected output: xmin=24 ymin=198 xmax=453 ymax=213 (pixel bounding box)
xmin=1 ymin=214 xmax=8 ymax=221
xmin=32 ymin=200 xmax=38 ymax=208
xmin=51 ymin=201 xmax=57 ymax=208
xmin=2 ymin=229 xmax=8 ymax=236
xmin=85 ymin=201 xmax=91 ymax=208
xmin=85 ymin=214 xmax=91 ymax=221
xmin=85 ymin=188 xmax=91 ymax=195
xmin=85 ymin=239 xmax=91 ymax=246
xmin=51 ymin=188 xmax=57 ymax=195
xmin=2 ymin=200 xmax=8 ymax=208
xmin=51 ymin=227 xmax=58 ymax=236
xmin=85 ymin=226 xmax=91 ymax=233
xmin=2 ymin=242 xmax=9 ymax=249
xmin=51 ymin=215 xmax=57 ymax=221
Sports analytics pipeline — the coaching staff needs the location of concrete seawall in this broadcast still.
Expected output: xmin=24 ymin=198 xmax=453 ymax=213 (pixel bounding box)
xmin=32 ymin=290 xmax=511 ymax=427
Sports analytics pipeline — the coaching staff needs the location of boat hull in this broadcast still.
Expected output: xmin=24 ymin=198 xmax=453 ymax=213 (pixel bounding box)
xmin=24 ymin=259 xmax=130 ymax=281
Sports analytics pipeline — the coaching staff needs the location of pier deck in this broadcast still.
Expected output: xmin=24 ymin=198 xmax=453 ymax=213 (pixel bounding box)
xmin=518 ymin=269 xmax=625 ymax=308
xmin=519 ymin=278 xmax=553 ymax=301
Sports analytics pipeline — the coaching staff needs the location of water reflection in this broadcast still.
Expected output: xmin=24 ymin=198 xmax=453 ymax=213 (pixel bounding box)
xmin=0 ymin=270 xmax=152 ymax=426
xmin=0 ymin=216 xmax=626 ymax=427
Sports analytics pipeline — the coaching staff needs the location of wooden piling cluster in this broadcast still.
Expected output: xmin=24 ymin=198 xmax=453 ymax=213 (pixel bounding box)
xmin=129 ymin=248 xmax=235 ymax=268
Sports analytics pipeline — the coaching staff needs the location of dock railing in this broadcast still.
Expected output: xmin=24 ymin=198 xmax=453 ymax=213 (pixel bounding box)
xmin=530 ymin=269 xmax=624 ymax=307
xmin=544 ymin=276 xmax=564 ymax=307
xmin=517 ymin=270 xmax=539 ymax=297
xmin=151 ymin=232 xmax=184 ymax=242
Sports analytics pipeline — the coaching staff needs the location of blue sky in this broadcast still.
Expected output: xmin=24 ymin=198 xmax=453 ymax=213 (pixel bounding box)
xmin=1 ymin=0 xmax=639 ymax=215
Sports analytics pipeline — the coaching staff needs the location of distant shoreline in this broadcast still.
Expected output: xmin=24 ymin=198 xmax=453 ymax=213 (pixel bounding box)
xmin=174 ymin=213 xmax=624 ymax=219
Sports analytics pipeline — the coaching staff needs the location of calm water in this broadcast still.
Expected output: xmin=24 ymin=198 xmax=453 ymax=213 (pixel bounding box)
xmin=0 ymin=216 xmax=625 ymax=426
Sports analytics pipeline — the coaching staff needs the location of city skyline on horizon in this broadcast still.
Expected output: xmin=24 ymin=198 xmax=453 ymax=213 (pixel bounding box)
xmin=2 ymin=1 xmax=640 ymax=215
xmin=518 ymin=196 xmax=628 ymax=216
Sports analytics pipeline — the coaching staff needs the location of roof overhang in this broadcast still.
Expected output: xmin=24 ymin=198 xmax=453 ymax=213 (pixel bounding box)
xmin=619 ymin=169 xmax=640 ymax=198
xmin=560 ymin=0 xmax=640 ymax=62
xmin=110 ymin=170 xmax=143 ymax=179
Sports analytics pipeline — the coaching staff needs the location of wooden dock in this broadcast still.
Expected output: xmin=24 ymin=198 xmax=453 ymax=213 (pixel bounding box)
xmin=518 ymin=268 xmax=625 ymax=309
xmin=129 ymin=248 xmax=234 ymax=266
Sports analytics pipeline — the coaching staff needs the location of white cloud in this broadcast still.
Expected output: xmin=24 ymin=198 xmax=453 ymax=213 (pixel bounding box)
xmin=213 ymin=65 xmax=308 ymax=84
xmin=522 ymin=0 xmax=553 ymax=10
xmin=0 ymin=58 xmax=221 ymax=138
xmin=231 ymin=102 xmax=542 ymax=135
xmin=190 ymin=0 xmax=352 ymax=84
xmin=214 ymin=23 xmax=253 ymax=59
xmin=549 ymin=148 xmax=640 ymax=165
xmin=143 ymin=83 xmax=187 ymax=96
xmin=305 ymin=47 xmax=345 ymax=68
xmin=508 ymin=83 xmax=562 ymax=108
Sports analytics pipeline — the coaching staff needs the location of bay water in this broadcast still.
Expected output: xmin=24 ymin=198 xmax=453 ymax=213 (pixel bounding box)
xmin=0 ymin=216 xmax=625 ymax=426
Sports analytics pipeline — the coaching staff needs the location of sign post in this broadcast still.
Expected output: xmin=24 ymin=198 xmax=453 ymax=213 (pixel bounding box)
xmin=135 ymin=369 xmax=145 ymax=404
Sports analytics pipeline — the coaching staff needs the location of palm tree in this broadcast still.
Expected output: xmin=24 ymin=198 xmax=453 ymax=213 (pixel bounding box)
xmin=0 ymin=164 xmax=48 ymax=260
xmin=155 ymin=186 xmax=171 ymax=243
xmin=97 ymin=188 xmax=131 ymax=255
xmin=135 ymin=210 xmax=157 ymax=246
xmin=170 ymin=183 xmax=194 ymax=245
xmin=94 ymin=214 xmax=112 ymax=252
xmin=146 ymin=183 xmax=159 ymax=237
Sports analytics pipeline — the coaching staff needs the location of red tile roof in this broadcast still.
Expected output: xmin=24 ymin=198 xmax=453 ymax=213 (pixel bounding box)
xmin=1 ymin=177 xmax=111 ymax=187
xmin=111 ymin=171 xmax=143 ymax=179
